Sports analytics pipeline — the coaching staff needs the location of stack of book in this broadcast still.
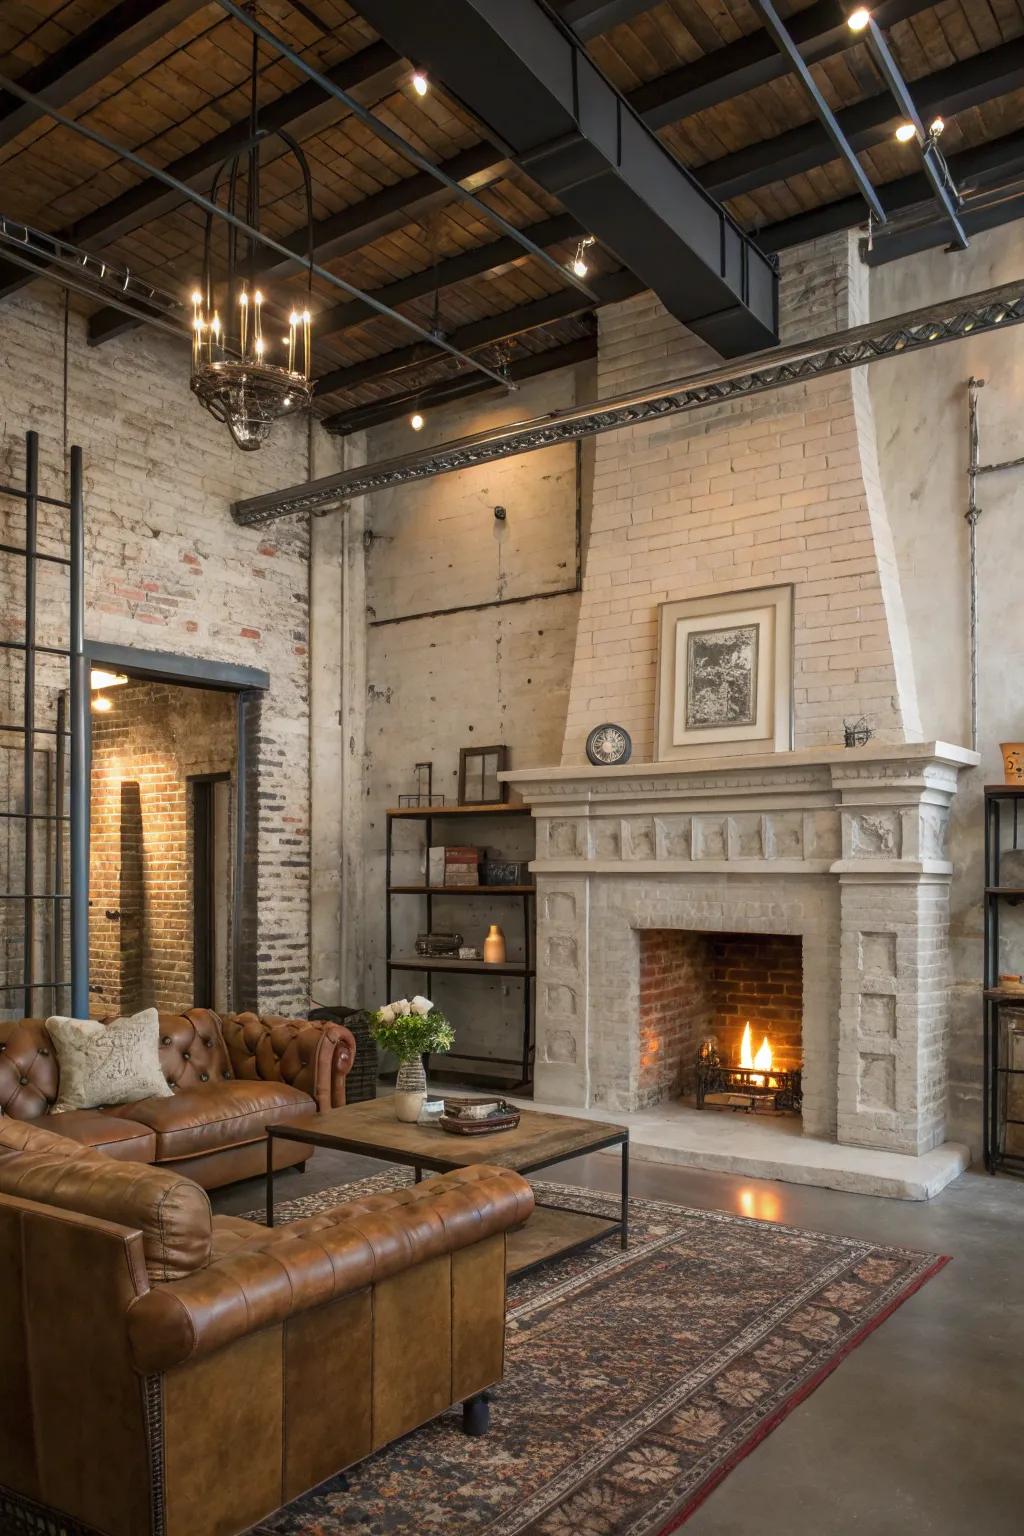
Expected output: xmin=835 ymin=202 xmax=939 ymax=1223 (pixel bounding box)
xmin=426 ymin=845 xmax=482 ymax=887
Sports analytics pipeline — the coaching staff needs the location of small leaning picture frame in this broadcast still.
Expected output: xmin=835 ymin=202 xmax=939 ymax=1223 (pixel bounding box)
xmin=458 ymin=744 xmax=509 ymax=805
xmin=654 ymin=584 xmax=794 ymax=761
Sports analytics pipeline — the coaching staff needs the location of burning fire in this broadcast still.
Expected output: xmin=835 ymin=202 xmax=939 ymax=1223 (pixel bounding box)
xmin=739 ymin=1022 xmax=773 ymax=1083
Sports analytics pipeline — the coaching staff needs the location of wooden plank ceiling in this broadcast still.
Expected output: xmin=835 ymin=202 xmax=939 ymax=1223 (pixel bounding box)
xmin=1 ymin=0 xmax=1022 ymax=431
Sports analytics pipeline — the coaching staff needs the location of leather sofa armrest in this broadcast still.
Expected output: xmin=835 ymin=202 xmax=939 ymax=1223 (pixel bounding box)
xmin=220 ymin=1012 xmax=356 ymax=1111
xmin=127 ymin=1165 xmax=533 ymax=1373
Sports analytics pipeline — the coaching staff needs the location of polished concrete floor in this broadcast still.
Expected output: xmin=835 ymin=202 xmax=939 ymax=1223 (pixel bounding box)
xmin=214 ymin=1144 xmax=1024 ymax=1536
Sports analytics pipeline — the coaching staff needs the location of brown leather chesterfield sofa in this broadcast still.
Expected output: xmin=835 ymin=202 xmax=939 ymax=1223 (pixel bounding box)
xmin=0 ymin=1007 xmax=356 ymax=1189
xmin=0 ymin=1116 xmax=533 ymax=1536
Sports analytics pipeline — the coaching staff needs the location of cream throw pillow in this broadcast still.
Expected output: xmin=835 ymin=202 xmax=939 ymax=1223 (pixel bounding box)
xmin=46 ymin=1008 xmax=173 ymax=1113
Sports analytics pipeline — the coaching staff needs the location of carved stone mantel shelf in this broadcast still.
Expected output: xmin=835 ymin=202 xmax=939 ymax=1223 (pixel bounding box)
xmin=503 ymin=742 xmax=978 ymax=882
xmin=501 ymin=742 xmax=978 ymax=1161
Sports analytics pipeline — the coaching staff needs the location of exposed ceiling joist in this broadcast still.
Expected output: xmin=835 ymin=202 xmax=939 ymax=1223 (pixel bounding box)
xmin=315 ymin=269 xmax=640 ymax=398
xmin=760 ymin=128 xmax=1024 ymax=254
xmin=311 ymin=212 xmax=581 ymax=344
xmin=630 ymin=0 xmax=935 ymax=128
xmin=0 ymin=0 xmax=205 ymax=147
xmin=700 ymin=36 xmax=1024 ymax=202
xmin=323 ymin=334 xmax=598 ymax=436
xmin=233 ymin=277 xmax=1024 ymax=522
xmin=352 ymin=0 xmax=778 ymax=356
xmin=553 ymin=0 xmax=657 ymax=41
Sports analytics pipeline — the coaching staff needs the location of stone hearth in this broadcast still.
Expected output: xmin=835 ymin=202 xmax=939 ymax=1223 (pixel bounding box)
xmin=504 ymin=741 xmax=978 ymax=1163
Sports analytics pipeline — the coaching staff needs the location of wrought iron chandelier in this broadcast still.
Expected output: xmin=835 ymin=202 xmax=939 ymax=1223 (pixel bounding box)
xmin=189 ymin=15 xmax=315 ymax=450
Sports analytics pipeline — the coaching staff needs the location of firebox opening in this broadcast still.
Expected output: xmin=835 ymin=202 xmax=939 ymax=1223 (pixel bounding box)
xmin=637 ymin=929 xmax=803 ymax=1114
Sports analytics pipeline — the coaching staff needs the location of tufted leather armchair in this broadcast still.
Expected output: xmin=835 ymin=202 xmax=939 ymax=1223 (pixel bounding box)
xmin=0 ymin=1116 xmax=533 ymax=1536
xmin=0 ymin=1007 xmax=356 ymax=1190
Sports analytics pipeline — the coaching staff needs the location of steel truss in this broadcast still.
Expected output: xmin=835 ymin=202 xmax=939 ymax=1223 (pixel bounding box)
xmin=232 ymin=275 xmax=1024 ymax=526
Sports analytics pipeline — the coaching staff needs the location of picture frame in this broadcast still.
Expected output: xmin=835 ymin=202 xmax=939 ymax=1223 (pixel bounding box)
xmin=654 ymin=585 xmax=794 ymax=761
xmin=458 ymin=744 xmax=509 ymax=805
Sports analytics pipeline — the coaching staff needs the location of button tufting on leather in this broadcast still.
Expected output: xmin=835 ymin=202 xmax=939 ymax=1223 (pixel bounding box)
xmin=20 ymin=1077 xmax=28 ymax=1085
xmin=200 ymin=1072 xmax=209 ymax=1081
xmin=182 ymin=1051 xmax=190 ymax=1060
xmin=203 ymin=1038 xmax=212 ymax=1048
xmin=162 ymin=1037 xmax=171 ymax=1046
xmin=39 ymin=1047 xmax=49 ymax=1055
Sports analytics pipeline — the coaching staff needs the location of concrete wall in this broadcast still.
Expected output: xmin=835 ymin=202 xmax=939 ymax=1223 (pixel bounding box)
xmin=0 ymin=287 xmax=342 ymax=1016
xmin=351 ymin=363 xmax=594 ymax=1077
xmin=868 ymin=220 xmax=1024 ymax=1151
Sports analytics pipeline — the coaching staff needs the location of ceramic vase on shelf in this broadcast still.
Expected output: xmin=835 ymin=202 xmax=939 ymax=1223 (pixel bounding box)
xmin=483 ymin=923 xmax=506 ymax=965
xmin=394 ymin=1058 xmax=427 ymax=1122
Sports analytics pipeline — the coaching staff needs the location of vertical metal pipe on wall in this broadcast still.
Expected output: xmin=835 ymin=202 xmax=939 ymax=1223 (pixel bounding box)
xmin=966 ymin=378 xmax=982 ymax=754
xmin=68 ymin=445 xmax=89 ymax=1018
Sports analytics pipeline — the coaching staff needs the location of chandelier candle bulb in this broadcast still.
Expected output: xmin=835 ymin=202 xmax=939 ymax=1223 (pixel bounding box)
xmin=302 ymin=310 xmax=311 ymax=378
xmin=239 ymin=289 xmax=248 ymax=357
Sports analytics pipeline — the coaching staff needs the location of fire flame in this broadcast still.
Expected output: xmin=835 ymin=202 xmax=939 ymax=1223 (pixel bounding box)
xmin=739 ymin=1022 xmax=773 ymax=1078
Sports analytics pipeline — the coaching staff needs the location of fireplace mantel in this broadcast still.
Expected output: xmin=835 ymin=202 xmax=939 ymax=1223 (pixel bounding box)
xmin=502 ymin=741 xmax=978 ymax=1159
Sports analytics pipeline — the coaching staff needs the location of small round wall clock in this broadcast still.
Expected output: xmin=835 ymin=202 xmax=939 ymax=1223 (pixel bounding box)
xmin=586 ymin=723 xmax=632 ymax=766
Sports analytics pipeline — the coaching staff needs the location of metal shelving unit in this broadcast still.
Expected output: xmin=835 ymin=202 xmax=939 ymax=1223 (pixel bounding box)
xmin=983 ymin=785 xmax=1024 ymax=1174
xmin=385 ymin=803 xmax=535 ymax=1087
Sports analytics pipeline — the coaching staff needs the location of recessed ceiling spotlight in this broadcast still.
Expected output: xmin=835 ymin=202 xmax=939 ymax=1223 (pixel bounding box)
xmin=847 ymin=7 xmax=871 ymax=31
xmin=894 ymin=121 xmax=917 ymax=142
xmin=569 ymin=234 xmax=595 ymax=279
xmin=410 ymin=411 xmax=425 ymax=431
xmin=412 ymin=71 xmax=429 ymax=97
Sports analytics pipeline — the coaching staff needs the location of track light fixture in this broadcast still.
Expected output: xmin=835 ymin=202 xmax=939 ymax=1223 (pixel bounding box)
xmin=847 ymin=7 xmax=871 ymax=30
xmin=412 ymin=71 xmax=429 ymax=97
xmin=569 ymin=235 xmax=595 ymax=279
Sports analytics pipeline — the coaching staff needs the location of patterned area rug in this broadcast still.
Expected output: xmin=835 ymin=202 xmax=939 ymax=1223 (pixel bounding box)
xmin=249 ymin=1174 xmax=947 ymax=1536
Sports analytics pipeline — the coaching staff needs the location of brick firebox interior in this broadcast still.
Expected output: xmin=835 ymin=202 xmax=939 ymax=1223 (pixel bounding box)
xmin=89 ymin=679 xmax=236 ymax=1015
xmin=638 ymin=930 xmax=803 ymax=1107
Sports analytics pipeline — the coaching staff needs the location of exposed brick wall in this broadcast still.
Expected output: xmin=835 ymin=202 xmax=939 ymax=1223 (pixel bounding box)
xmin=88 ymin=680 xmax=235 ymax=1014
xmin=0 ymin=287 xmax=339 ymax=1015
xmin=561 ymin=232 xmax=921 ymax=763
xmin=637 ymin=930 xmax=714 ymax=1106
xmin=710 ymin=932 xmax=803 ymax=1072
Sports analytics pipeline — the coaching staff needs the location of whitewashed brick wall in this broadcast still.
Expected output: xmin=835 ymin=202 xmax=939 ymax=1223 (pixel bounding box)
xmin=0 ymin=287 xmax=340 ymax=1015
xmin=561 ymin=232 xmax=922 ymax=764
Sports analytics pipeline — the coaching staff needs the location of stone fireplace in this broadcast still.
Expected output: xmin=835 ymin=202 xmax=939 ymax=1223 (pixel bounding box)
xmin=505 ymin=743 xmax=976 ymax=1159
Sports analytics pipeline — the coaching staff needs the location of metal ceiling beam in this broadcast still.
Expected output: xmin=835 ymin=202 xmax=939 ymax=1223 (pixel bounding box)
xmin=553 ymin=0 xmax=658 ymax=40
xmin=699 ymin=37 xmax=1024 ymax=203
xmin=0 ymin=0 xmax=205 ymax=147
xmin=323 ymin=334 xmax=597 ymax=435
xmin=856 ymin=10 xmax=967 ymax=249
xmin=747 ymin=0 xmax=886 ymax=223
xmin=232 ymin=275 xmax=1024 ymax=523
xmin=758 ymin=128 xmax=1024 ymax=253
xmin=351 ymin=0 xmax=778 ymax=356
xmin=311 ymin=212 xmax=581 ymax=344
xmin=630 ymin=0 xmax=935 ymax=128
xmin=315 ymin=270 xmax=640 ymax=398
xmin=0 ymin=68 xmax=516 ymax=392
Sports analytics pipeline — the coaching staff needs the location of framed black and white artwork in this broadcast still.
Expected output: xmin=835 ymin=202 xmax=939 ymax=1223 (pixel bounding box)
xmin=654 ymin=585 xmax=794 ymax=761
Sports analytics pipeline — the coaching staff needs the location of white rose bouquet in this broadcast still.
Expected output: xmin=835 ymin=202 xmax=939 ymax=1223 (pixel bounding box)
xmin=369 ymin=995 xmax=455 ymax=1062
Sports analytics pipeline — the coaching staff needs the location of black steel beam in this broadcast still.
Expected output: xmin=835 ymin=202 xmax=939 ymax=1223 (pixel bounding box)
xmin=352 ymin=0 xmax=778 ymax=356
xmin=699 ymin=37 xmax=1024 ymax=203
xmin=322 ymin=334 xmax=597 ymax=435
xmin=758 ymin=128 xmax=1024 ymax=252
xmin=235 ymin=277 xmax=1024 ymax=521
xmin=553 ymin=0 xmax=657 ymax=40
xmin=312 ymin=212 xmax=581 ymax=343
xmin=747 ymin=0 xmax=886 ymax=222
xmin=630 ymin=0 xmax=935 ymax=129
xmin=315 ymin=269 xmax=640 ymax=396
xmin=0 ymin=0 xmax=205 ymax=148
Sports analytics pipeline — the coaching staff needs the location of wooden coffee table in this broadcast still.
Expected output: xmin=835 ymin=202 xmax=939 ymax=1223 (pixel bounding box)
xmin=266 ymin=1098 xmax=629 ymax=1277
